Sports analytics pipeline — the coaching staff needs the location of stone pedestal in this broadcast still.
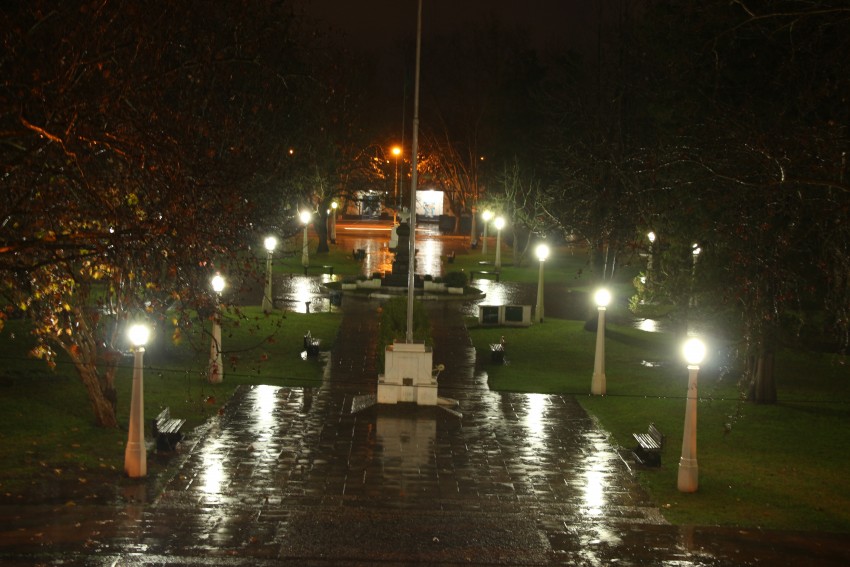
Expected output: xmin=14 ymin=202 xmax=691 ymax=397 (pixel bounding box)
xmin=377 ymin=341 xmax=438 ymax=406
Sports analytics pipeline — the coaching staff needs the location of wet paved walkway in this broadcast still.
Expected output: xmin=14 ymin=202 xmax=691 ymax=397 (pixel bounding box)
xmin=2 ymin=298 xmax=850 ymax=565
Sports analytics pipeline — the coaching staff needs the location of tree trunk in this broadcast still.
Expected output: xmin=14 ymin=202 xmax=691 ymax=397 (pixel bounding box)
xmin=747 ymin=348 xmax=777 ymax=404
xmin=589 ymin=236 xmax=606 ymax=281
xmin=76 ymin=363 xmax=119 ymax=428
xmin=316 ymin=209 xmax=330 ymax=253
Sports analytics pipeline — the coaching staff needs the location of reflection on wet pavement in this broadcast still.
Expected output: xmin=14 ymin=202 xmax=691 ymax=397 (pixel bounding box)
xmin=3 ymin=235 xmax=850 ymax=566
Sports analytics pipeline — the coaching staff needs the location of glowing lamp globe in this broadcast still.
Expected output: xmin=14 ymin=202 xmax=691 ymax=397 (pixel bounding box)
xmin=683 ymin=338 xmax=706 ymax=366
xmin=535 ymin=243 xmax=550 ymax=262
xmin=594 ymin=288 xmax=611 ymax=308
xmin=127 ymin=324 xmax=150 ymax=348
xmin=211 ymin=274 xmax=225 ymax=294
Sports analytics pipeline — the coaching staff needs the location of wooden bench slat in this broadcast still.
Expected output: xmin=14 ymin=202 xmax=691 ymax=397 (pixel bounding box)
xmin=152 ymin=407 xmax=185 ymax=452
xmin=632 ymin=423 xmax=664 ymax=467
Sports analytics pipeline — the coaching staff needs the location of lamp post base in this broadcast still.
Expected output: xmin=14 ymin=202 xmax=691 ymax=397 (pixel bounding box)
xmin=591 ymin=372 xmax=606 ymax=396
xmin=678 ymin=456 xmax=699 ymax=492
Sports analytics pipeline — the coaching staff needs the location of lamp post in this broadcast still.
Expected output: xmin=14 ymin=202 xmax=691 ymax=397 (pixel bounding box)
xmin=209 ymin=273 xmax=225 ymax=384
xmin=300 ymin=210 xmax=312 ymax=271
xmin=494 ymin=216 xmax=505 ymax=271
xmin=481 ymin=210 xmax=493 ymax=255
xmin=647 ymin=231 xmax=656 ymax=287
xmin=678 ymin=337 xmax=706 ymax=493
xmin=691 ymin=243 xmax=701 ymax=307
xmin=391 ymin=145 xmax=402 ymax=222
xmin=591 ymin=288 xmax=611 ymax=395
xmin=262 ymin=236 xmax=277 ymax=312
xmin=125 ymin=323 xmax=150 ymax=478
xmin=330 ymin=201 xmax=338 ymax=243
xmin=535 ymin=243 xmax=549 ymax=323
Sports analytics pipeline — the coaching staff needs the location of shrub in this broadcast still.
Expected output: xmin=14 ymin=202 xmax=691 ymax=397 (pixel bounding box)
xmin=443 ymin=270 xmax=468 ymax=288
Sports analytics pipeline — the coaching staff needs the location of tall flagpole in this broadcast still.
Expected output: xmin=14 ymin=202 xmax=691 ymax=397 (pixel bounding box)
xmin=406 ymin=0 xmax=423 ymax=343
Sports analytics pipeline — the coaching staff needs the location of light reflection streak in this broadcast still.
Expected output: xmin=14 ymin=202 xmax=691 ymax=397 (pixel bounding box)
xmin=523 ymin=394 xmax=548 ymax=448
xmin=200 ymin=438 xmax=227 ymax=495
xmin=251 ymin=385 xmax=278 ymax=431
xmin=582 ymin=468 xmax=607 ymax=516
xmin=474 ymin=279 xmax=508 ymax=305
xmin=417 ymin=239 xmax=441 ymax=277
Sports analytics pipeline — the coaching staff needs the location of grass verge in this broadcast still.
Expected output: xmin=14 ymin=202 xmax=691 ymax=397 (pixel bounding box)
xmin=468 ymin=317 xmax=850 ymax=533
xmin=0 ymin=307 xmax=340 ymax=503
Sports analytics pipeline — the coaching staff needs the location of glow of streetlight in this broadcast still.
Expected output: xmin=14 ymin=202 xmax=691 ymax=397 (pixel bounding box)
xmin=125 ymin=322 xmax=150 ymax=478
xmin=127 ymin=323 xmax=150 ymax=348
xmin=591 ymin=288 xmax=610 ymax=395
xmin=678 ymin=337 xmax=706 ymax=493
xmin=211 ymin=274 xmax=225 ymax=295
xmin=264 ymin=235 xmax=277 ymax=253
xmin=594 ymin=288 xmax=611 ymax=308
xmin=535 ymin=243 xmax=550 ymax=262
xmin=391 ymin=145 xmax=402 ymax=157
xmin=648 ymin=231 xmax=656 ymax=243
xmin=300 ymin=210 xmax=312 ymax=225
xmin=683 ymin=337 xmax=706 ymax=366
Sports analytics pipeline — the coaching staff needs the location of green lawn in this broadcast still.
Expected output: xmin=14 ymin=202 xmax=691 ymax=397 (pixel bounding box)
xmin=469 ymin=317 xmax=850 ymax=533
xmin=0 ymin=307 xmax=340 ymax=501
xmin=269 ymin=235 xmax=365 ymax=278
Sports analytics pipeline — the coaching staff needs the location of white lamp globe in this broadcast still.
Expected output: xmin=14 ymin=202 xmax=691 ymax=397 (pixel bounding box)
xmin=211 ymin=274 xmax=225 ymax=294
xmin=594 ymin=288 xmax=611 ymax=308
xmin=299 ymin=210 xmax=312 ymax=225
xmin=535 ymin=243 xmax=550 ymax=261
xmin=683 ymin=338 xmax=706 ymax=366
xmin=127 ymin=324 xmax=150 ymax=348
xmin=494 ymin=217 xmax=505 ymax=230
xmin=264 ymin=236 xmax=277 ymax=252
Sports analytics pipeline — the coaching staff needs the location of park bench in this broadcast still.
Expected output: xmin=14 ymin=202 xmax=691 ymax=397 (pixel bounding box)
xmin=489 ymin=342 xmax=506 ymax=364
xmin=152 ymin=407 xmax=186 ymax=452
xmin=322 ymin=265 xmax=334 ymax=276
xmin=471 ymin=270 xmax=500 ymax=282
xmin=303 ymin=331 xmax=321 ymax=357
xmin=632 ymin=423 xmax=664 ymax=467
xmin=446 ymin=251 xmax=456 ymax=264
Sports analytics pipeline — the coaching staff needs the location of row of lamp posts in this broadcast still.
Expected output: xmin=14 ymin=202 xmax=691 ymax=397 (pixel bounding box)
xmin=528 ymin=226 xmax=706 ymax=494
xmin=588 ymin=281 xmax=707 ymax=493
xmin=128 ymin=223 xmax=705 ymax=493
xmin=124 ymin=220 xmax=312 ymax=477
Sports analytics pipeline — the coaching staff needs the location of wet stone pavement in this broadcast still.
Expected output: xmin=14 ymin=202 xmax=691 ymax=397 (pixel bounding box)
xmin=2 ymin=298 xmax=850 ymax=565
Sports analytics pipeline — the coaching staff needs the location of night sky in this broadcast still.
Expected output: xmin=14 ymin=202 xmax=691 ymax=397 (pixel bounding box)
xmin=293 ymin=0 xmax=599 ymax=139
xmin=295 ymin=0 xmax=598 ymax=51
